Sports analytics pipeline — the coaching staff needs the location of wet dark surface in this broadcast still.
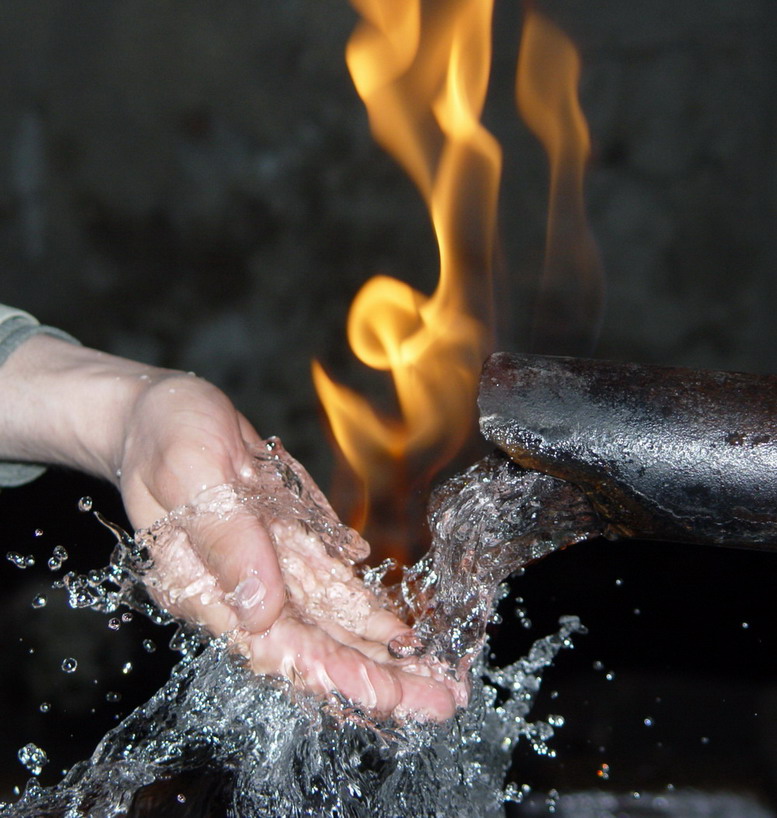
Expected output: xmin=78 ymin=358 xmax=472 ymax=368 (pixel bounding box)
xmin=480 ymin=352 xmax=777 ymax=547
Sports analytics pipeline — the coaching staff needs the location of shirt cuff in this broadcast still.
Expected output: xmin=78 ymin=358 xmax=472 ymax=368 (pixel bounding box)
xmin=0 ymin=308 xmax=81 ymax=487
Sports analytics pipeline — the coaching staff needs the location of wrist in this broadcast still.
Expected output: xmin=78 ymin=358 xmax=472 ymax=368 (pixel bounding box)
xmin=0 ymin=335 xmax=168 ymax=483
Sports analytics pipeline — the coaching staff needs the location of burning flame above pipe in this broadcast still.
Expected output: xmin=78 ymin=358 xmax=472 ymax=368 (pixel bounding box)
xmin=312 ymin=0 xmax=600 ymax=561
xmin=516 ymin=3 xmax=604 ymax=355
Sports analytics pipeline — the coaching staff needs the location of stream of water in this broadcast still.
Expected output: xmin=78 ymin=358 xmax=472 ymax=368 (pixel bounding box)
xmin=1 ymin=441 xmax=603 ymax=817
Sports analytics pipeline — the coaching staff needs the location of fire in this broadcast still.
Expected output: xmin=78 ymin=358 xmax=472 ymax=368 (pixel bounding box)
xmin=312 ymin=0 xmax=500 ymax=558
xmin=313 ymin=1 xmax=598 ymax=561
xmin=516 ymin=3 xmax=603 ymax=354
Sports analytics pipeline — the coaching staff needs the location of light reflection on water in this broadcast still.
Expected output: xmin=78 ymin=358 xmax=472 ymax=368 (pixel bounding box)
xmin=2 ymin=445 xmax=599 ymax=816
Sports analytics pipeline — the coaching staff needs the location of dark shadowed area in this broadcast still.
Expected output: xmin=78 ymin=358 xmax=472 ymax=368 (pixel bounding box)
xmin=1 ymin=0 xmax=777 ymax=810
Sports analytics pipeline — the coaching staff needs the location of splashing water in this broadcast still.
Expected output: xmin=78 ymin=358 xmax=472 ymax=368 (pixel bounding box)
xmin=1 ymin=440 xmax=602 ymax=817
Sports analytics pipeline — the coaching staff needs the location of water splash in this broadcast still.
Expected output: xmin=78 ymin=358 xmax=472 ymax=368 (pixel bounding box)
xmin=1 ymin=440 xmax=601 ymax=816
xmin=388 ymin=453 xmax=601 ymax=673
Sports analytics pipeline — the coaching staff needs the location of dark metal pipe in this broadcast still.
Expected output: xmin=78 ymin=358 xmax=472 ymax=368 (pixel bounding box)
xmin=478 ymin=352 xmax=777 ymax=547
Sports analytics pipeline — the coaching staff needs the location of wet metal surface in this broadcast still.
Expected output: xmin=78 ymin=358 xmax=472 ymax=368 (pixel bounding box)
xmin=478 ymin=353 xmax=777 ymax=547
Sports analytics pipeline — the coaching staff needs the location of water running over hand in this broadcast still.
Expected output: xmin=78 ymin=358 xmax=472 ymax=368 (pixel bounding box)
xmin=2 ymin=440 xmax=602 ymax=817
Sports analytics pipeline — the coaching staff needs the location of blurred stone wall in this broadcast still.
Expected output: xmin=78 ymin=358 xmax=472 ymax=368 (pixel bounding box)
xmin=0 ymin=0 xmax=775 ymax=483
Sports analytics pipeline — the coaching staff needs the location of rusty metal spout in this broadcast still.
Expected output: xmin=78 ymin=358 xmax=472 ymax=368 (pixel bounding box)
xmin=478 ymin=352 xmax=777 ymax=548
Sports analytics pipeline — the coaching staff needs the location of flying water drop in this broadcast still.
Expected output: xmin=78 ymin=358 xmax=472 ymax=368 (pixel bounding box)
xmin=17 ymin=744 xmax=48 ymax=777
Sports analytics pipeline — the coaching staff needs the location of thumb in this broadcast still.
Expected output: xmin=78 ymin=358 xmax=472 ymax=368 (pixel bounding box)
xmin=187 ymin=507 xmax=286 ymax=632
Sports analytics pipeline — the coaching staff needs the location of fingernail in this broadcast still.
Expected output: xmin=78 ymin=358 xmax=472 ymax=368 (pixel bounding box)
xmin=232 ymin=574 xmax=266 ymax=610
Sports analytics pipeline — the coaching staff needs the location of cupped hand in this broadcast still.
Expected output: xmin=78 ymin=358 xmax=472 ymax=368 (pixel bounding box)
xmin=117 ymin=373 xmax=463 ymax=720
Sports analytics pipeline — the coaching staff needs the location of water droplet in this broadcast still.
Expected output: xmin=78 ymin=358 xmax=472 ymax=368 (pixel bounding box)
xmin=17 ymin=743 xmax=48 ymax=776
xmin=61 ymin=657 xmax=78 ymax=673
xmin=142 ymin=639 xmax=157 ymax=653
xmin=6 ymin=552 xmax=33 ymax=569
xmin=502 ymin=782 xmax=529 ymax=804
xmin=78 ymin=496 xmax=93 ymax=512
xmin=39 ymin=702 xmax=51 ymax=714
xmin=108 ymin=618 xmax=121 ymax=631
xmin=106 ymin=691 xmax=121 ymax=703
xmin=31 ymin=594 xmax=47 ymax=609
xmin=122 ymin=662 xmax=133 ymax=675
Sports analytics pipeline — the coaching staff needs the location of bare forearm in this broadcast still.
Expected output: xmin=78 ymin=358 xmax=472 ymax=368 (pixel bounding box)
xmin=0 ymin=335 xmax=161 ymax=484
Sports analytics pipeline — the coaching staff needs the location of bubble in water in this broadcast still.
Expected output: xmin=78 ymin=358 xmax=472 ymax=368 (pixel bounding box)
xmin=106 ymin=692 xmax=122 ymax=703
xmin=122 ymin=662 xmax=133 ymax=675
xmin=597 ymin=762 xmax=611 ymax=780
xmin=108 ymin=618 xmax=121 ymax=631
xmin=6 ymin=552 xmax=34 ymax=569
xmin=78 ymin=496 xmax=93 ymax=512
xmin=17 ymin=743 xmax=48 ymax=776
xmin=39 ymin=703 xmax=51 ymax=714
xmin=31 ymin=594 xmax=47 ymax=609
xmin=121 ymin=611 xmax=133 ymax=623
xmin=34 ymin=529 xmax=43 ymax=537
xmin=142 ymin=639 xmax=157 ymax=653
xmin=176 ymin=794 xmax=187 ymax=804
xmin=644 ymin=716 xmax=654 ymax=727
xmin=61 ymin=657 xmax=78 ymax=673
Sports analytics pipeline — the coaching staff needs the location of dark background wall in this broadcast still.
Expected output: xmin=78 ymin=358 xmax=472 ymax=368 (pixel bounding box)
xmin=1 ymin=0 xmax=777 ymax=809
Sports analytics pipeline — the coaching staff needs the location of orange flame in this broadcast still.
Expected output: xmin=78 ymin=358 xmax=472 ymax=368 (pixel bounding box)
xmin=312 ymin=0 xmax=501 ymax=559
xmin=516 ymin=4 xmax=603 ymax=354
xmin=313 ymin=1 xmax=600 ymax=561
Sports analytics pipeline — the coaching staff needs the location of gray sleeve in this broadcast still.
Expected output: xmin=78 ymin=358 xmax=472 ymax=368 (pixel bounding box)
xmin=0 ymin=305 xmax=81 ymax=487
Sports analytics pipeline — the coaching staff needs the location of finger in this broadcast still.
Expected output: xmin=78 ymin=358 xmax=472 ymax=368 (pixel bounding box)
xmin=245 ymin=615 xmax=457 ymax=721
xmin=188 ymin=509 xmax=286 ymax=632
xmin=237 ymin=413 xmax=263 ymax=448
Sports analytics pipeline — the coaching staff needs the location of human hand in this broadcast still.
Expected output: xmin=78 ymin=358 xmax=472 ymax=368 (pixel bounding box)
xmin=0 ymin=336 xmax=463 ymax=720
xmin=119 ymin=375 xmax=463 ymax=720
